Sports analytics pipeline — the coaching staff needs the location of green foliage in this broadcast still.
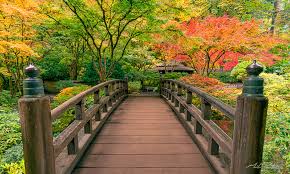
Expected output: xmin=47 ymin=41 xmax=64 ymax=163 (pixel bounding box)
xmin=0 ymin=91 xmax=18 ymax=113
xmin=82 ymin=61 xmax=124 ymax=85
xmin=270 ymin=44 xmax=290 ymax=58
xmin=51 ymin=85 xmax=91 ymax=134
xmin=1 ymin=144 xmax=23 ymax=164
xmin=0 ymin=159 xmax=24 ymax=174
xmin=210 ymin=72 xmax=239 ymax=83
xmin=128 ymin=81 xmax=142 ymax=94
xmin=37 ymin=49 xmax=70 ymax=81
xmin=260 ymin=73 xmax=290 ymax=173
xmin=162 ymin=72 xmax=188 ymax=80
xmin=230 ymin=61 xmax=252 ymax=81
xmin=265 ymin=59 xmax=290 ymax=75
xmin=55 ymin=80 xmax=75 ymax=91
xmin=0 ymin=112 xmax=21 ymax=157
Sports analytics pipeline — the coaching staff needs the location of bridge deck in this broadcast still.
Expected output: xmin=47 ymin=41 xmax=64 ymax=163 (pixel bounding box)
xmin=73 ymin=97 xmax=213 ymax=174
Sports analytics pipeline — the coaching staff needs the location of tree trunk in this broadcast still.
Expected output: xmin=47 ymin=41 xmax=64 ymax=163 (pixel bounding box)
xmin=270 ymin=0 xmax=282 ymax=35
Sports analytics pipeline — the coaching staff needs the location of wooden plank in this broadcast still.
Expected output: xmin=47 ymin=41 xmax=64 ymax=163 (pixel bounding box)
xmin=108 ymin=119 xmax=179 ymax=124
xmin=99 ymin=129 xmax=187 ymax=136
xmin=87 ymin=144 xmax=200 ymax=154
xmin=103 ymin=123 xmax=183 ymax=130
xmin=73 ymin=168 xmax=213 ymax=174
xmin=73 ymin=96 xmax=213 ymax=174
xmin=77 ymin=154 xmax=209 ymax=168
xmin=93 ymin=135 xmax=192 ymax=144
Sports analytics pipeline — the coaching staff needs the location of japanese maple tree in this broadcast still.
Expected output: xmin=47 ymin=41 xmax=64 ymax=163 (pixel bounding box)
xmin=157 ymin=16 xmax=280 ymax=76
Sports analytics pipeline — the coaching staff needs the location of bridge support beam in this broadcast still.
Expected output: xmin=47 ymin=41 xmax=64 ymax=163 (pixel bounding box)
xmin=231 ymin=61 xmax=268 ymax=174
xmin=19 ymin=65 xmax=55 ymax=174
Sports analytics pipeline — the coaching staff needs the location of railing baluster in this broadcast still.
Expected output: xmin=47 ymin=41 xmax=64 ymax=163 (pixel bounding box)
xmin=208 ymin=137 xmax=219 ymax=155
xmin=171 ymin=82 xmax=175 ymax=102
xmin=103 ymin=104 xmax=108 ymax=112
xmin=94 ymin=90 xmax=99 ymax=104
xmin=105 ymin=85 xmax=109 ymax=96
xmin=95 ymin=109 xmax=101 ymax=121
xmin=75 ymin=99 xmax=85 ymax=120
xmin=194 ymin=120 xmax=203 ymax=134
xmin=186 ymin=89 xmax=192 ymax=121
xmin=84 ymin=120 xmax=92 ymax=134
xmin=177 ymin=85 xmax=182 ymax=96
xmin=67 ymin=136 xmax=78 ymax=155
xmin=201 ymin=98 xmax=211 ymax=120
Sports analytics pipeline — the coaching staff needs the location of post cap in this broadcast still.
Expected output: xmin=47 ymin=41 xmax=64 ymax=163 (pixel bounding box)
xmin=25 ymin=64 xmax=39 ymax=78
xmin=243 ymin=60 xmax=264 ymax=96
xmin=23 ymin=64 xmax=45 ymax=98
xmin=246 ymin=60 xmax=263 ymax=77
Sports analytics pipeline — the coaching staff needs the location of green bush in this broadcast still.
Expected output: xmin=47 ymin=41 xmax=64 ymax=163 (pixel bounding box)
xmin=37 ymin=51 xmax=70 ymax=81
xmin=230 ymin=61 xmax=252 ymax=81
xmin=128 ymin=81 xmax=142 ymax=94
xmin=162 ymin=72 xmax=188 ymax=79
xmin=1 ymin=144 xmax=23 ymax=164
xmin=0 ymin=159 xmax=24 ymax=174
xmin=0 ymin=112 xmax=22 ymax=157
xmin=210 ymin=72 xmax=239 ymax=83
xmin=265 ymin=59 xmax=290 ymax=75
xmin=260 ymin=73 xmax=290 ymax=174
xmin=51 ymin=85 xmax=91 ymax=134
xmin=81 ymin=60 xmax=124 ymax=85
xmin=55 ymin=80 xmax=75 ymax=91
xmin=0 ymin=91 xmax=18 ymax=113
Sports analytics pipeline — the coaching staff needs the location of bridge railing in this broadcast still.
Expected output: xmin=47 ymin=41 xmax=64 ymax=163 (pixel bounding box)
xmin=19 ymin=65 xmax=128 ymax=174
xmin=160 ymin=61 xmax=268 ymax=174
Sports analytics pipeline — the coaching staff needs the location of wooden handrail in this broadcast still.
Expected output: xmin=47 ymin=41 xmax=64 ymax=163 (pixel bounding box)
xmin=19 ymin=75 xmax=128 ymax=174
xmin=51 ymin=80 xmax=124 ymax=120
xmin=160 ymin=61 xmax=268 ymax=174
xmin=165 ymin=79 xmax=235 ymax=119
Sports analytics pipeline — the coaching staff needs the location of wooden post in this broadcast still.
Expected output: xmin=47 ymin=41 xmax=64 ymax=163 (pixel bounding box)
xmin=105 ymin=85 xmax=109 ymax=96
xmin=19 ymin=65 xmax=55 ymax=174
xmin=201 ymin=98 xmax=211 ymax=120
xmin=94 ymin=90 xmax=100 ymax=104
xmin=231 ymin=61 xmax=268 ymax=174
xmin=186 ymin=89 xmax=192 ymax=121
xmin=186 ymin=89 xmax=192 ymax=104
xmin=159 ymin=74 xmax=163 ymax=95
xmin=124 ymin=77 xmax=129 ymax=94
xmin=171 ymin=82 xmax=175 ymax=102
xmin=177 ymin=85 xmax=182 ymax=96
xmin=75 ymin=99 xmax=85 ymax=120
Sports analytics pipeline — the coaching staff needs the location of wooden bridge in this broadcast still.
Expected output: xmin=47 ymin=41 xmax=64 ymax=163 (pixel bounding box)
xmin=19 ymin=63 xmax=268 ymax=174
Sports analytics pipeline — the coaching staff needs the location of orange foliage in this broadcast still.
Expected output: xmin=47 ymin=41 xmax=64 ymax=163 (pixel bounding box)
xmin=153 ymin=16 xmax=282 ymax=75
xmin=180 ymin=74 xmax=241 ymax=106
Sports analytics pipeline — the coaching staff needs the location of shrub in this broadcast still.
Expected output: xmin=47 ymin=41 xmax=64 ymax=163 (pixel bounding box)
xmin=81 ymin=60 xmax=124 ymax=85
xmin=162 ymin=72 xmax=188 ymax=79
xmin=210 ymin=72 xmax=239 ymax=83
xmin=37 ymin=51 xmax=70 ymax=81
xmin=0 ymin=112 xmax=22 ymax=157
xmin=260 ymin=73 xmax=290 ymax=173
xmin=52 ymin=85 xmax=91 ymax=134
xmin=0 ymin=91 xmax=18 ymax=113
xmin=1 ymin=144 xmax=23 ymax=164
xmin=0 ymin=159 xmax=24 ymax=174
xmin=230 ymin=61 xmax=252 ymax=81
xmin=181 ymin=74 xmax=224 ymax=89
xmin=55 ymin=80 xmax=75 ymax=91
xmin=128 ymin=81 xmax=142 ymax=94
xmin=265 ymin=59 xmax=290 ymax=75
